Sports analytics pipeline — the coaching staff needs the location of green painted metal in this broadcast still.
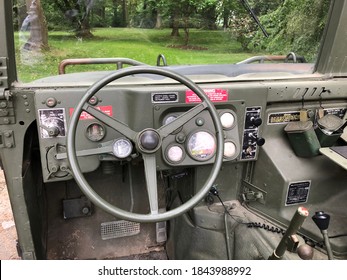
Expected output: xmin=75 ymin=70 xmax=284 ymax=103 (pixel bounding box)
xmin=0 ymin=0 xmax=346 ymax=260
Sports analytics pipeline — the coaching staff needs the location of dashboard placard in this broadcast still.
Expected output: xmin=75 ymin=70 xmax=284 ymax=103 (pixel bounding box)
xmin=69 ymin=105 xmax=113 ymax=120
xmin=185 ymin=89 xmax=228 ymax=103
xmin=151 ymin=92 xmax=178 ymax=103
xmin=39 ymin=108 xmax=66 ymax=138
xmin=285 ymin=181 xmax=311 ymax=206
xmin=268 ymin=111 xmax=301 ymax=124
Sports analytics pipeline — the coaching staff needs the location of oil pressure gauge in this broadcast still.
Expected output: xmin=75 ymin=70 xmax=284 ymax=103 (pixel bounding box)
xmin=85 ymin=123 xmax=106 ymax=142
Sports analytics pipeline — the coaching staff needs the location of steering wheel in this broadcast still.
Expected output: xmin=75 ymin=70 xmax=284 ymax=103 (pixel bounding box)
xmin=67 ymin=66 xmax=224 ymax=223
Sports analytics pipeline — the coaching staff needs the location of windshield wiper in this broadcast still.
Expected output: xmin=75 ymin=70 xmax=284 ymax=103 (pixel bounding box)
xmin=239 ymin=0 xmax=269 ymax=37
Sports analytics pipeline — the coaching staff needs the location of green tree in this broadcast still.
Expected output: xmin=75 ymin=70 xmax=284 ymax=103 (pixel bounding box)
xmin=250 ymin=0 xmax=330 ymax=61
xmin=47 ymin=0 xmax=95 ymax=37
xmin=160 ymin=0 xmax=220 ymax=44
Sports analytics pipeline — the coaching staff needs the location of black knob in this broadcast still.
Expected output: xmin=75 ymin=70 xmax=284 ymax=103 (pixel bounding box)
xmin=312 ymin=211 xmax=330 ymax=231
xmin=140 ymin=130 xmax=160 ymax=151
xmin=256 ymin=138 xmax=265 ymax=146
xmin=251 ymin=117 xmax=263 ymax=127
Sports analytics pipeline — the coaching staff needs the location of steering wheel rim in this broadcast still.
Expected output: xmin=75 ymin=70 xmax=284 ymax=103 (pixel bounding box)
xmin=67 ymin=66 xmax=224 ymax=222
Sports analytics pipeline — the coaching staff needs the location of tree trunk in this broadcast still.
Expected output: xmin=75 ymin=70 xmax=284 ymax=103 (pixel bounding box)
xmin=121 ymin=0 xmax=128 ymax=27
xmin=183 ymin=17 xmax=189 ymax=45
xmin=171 ymin=12 xmax=180 ymax=37
xmin=23 ymin=0 xmax=48 ymax=51
xmin=155 ymin=10 xmax=162 ymax=29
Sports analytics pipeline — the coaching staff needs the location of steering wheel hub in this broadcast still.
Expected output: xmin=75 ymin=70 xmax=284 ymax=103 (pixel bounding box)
xmin=139 ymin=129 xmax=161 ymax=152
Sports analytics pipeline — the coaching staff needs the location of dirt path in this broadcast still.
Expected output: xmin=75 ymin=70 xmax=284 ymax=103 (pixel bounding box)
xmin=0 ymin=170 xmax=20 ymax=259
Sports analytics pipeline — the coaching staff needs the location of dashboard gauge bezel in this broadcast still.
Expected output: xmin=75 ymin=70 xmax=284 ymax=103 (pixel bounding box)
xmin=219 ymin=110 xmax=237 ymax=130
xmin=223 ymin=139 xmax=239 ymax=160
xmin=112 ymin=138 xmax=133 ymax=159
xmin=165 ymin=144 xmax=186 ymax=164
xmin=85 ymin=122 xmax=106 ymax=142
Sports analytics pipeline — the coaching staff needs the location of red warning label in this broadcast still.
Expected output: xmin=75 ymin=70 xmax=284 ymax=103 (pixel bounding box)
xmin=69 ymin=105 xmax=113 ymax=120
xmin=185 ymin=89 xmax=228 ymax=103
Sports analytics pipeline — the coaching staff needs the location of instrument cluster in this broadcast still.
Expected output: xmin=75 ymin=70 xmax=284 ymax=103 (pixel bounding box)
xmin=160 ymin=109 xmax=241 ymax=167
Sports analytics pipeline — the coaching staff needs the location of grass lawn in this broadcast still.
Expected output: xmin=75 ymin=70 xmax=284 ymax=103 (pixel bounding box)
xmin=16 ymin=28 xmax=256 ymax=82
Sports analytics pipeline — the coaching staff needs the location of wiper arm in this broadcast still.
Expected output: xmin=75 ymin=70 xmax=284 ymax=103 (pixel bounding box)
xmin=239 ymin=0 xmax=269 ymax=37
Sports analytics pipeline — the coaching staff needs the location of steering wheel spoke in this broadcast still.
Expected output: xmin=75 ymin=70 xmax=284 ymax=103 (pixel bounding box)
xmin=142 ymin=154 xmax=159 ymax=215
xmin=56 ymin=144 xmax=113 ymax=160
xmin=158 ymin=101 xmax=208 ymax=138
xmin=82 ymin=104 xmax=137 ymax=141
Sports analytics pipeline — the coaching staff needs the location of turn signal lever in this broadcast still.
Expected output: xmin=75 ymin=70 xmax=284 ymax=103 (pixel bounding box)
xmin=312 ymin=211 xmax=334 ymax=260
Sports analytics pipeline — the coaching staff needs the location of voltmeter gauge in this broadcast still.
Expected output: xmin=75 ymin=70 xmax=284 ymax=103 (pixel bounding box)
xmin=85 ymin=123 xmax=106 ymax=142
xmin=187 ymin=131 xmax=216 ymax=161
xmin=113 ymin=138 xmax=133 ymax=159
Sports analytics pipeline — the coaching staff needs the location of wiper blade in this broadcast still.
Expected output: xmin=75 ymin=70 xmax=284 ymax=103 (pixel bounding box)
xmin=239 ymin=0 xmax=269 ymax=37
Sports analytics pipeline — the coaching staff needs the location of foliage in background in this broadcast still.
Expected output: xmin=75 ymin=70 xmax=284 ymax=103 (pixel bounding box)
xmin=249 ymin=0 xmax=330 ymax=61
xmin=227 ymin=0 xmax=283 ymax=51
xmin=12 ymin=0 xmax=333 ymax=83
xmin=13 ymin=0 xmax=331 ymax=58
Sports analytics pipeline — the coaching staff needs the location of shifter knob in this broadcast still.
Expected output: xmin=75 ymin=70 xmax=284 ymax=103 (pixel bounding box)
xmin=312 ymin=211 xmax=330 ymax=231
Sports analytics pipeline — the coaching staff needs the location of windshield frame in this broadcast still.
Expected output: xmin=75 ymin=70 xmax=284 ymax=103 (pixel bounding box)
xmin=0 ymin=0 xmax=17 ymax=87
xmin=314 ymin=0 xmax=347 ymax=76
xmin=1 ymin=0 xmax=346 ymax=89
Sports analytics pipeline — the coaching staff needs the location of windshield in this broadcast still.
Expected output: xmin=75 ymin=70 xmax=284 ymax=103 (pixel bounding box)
xmin=12 ymin=0 xmax=330 ymax=83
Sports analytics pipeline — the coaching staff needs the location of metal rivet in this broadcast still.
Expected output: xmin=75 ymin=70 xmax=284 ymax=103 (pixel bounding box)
xmin=4 ymin=131 xmax=12 ymax=138
xmin=0 ymin=101 xmax=7 ymax=108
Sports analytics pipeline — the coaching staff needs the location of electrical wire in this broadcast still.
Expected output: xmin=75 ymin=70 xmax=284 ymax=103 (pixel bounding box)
xmin=209 ymin=185 xmax=285 ymax=234
xmin=209 ymin=186 xmax=248 ymax=225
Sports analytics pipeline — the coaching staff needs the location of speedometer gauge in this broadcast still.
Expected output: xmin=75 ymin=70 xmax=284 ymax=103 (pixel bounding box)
xmin=187 ymin=131 xmax=216 ymax=161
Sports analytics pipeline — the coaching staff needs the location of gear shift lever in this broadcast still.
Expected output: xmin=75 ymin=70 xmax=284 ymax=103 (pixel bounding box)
xmin=312 ymin=211 xmax=334 ymax=259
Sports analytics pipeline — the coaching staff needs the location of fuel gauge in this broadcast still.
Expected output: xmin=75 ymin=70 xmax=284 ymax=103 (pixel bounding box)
xmin=85 ymin=123 xmax=106 ymax=142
